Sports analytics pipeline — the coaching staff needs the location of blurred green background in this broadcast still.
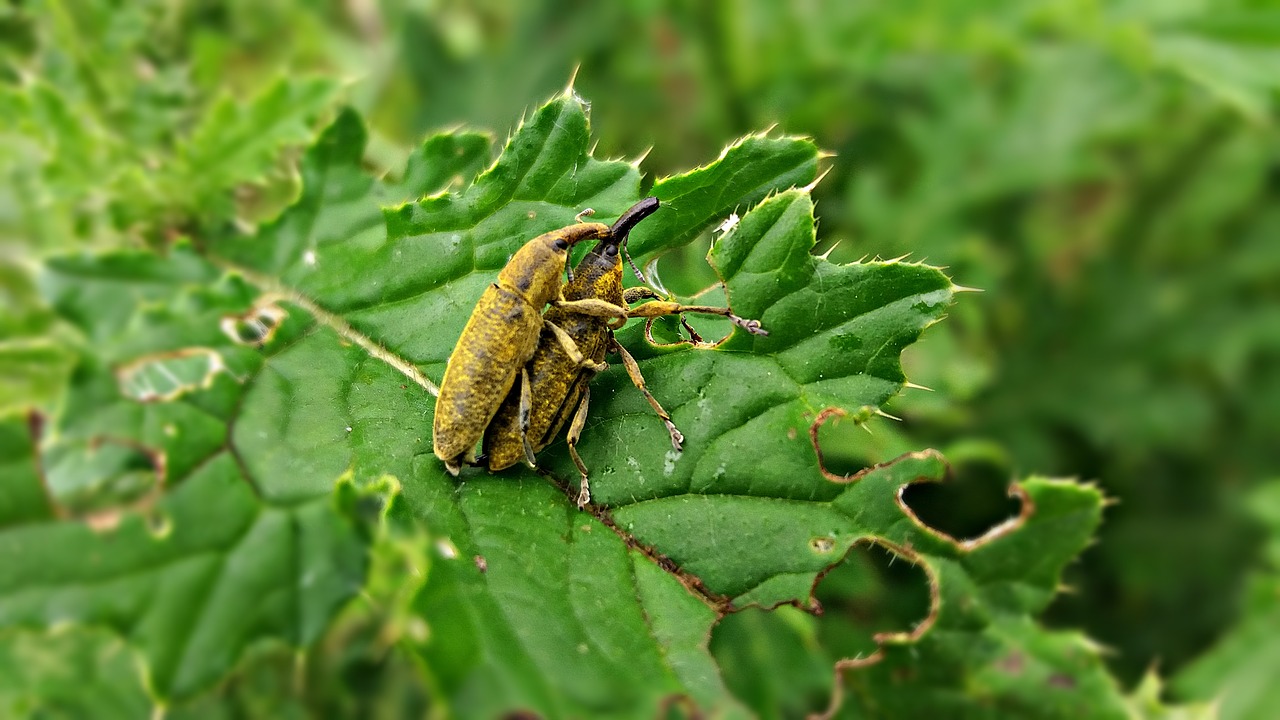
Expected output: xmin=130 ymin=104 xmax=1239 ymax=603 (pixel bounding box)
xmin=3 ymin=0 xmax=1279 ymax=715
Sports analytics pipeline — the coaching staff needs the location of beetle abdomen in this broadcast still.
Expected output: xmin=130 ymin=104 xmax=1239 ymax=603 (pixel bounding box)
xmin=433 ymin=285 xmax=543 ymax=464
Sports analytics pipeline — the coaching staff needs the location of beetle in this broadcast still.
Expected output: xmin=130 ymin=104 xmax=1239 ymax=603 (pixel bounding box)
xmin=482 ymin=197 xmax=767 ymax=506
xmin=432 ymin=199 xmax=659 ymax=475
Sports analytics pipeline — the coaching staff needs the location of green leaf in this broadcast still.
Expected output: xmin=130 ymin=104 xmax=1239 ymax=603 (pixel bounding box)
xmin=1153 ymin=26 xmax=1280 ymax=122
xmin=704 ymin=456 xmax=1136 ymax=719
xmin=631 ymin=132 xmax=821 ymax=256
xmin=1124 ymin=671 xmax=1217 ymax=720
xmin=0 ymin=418 xmax=53 ymax=529
xmin=2 ymin=89 xmax=1122 ymax=716
xmin=215 ymin=91 xmax=824 ymax=716
xmin=0 ymin=339 xmax=73 ymax=416
xmin=0 ymin=450 xmax=367 ymax=698
xmin=1174 ymin=480 xmax=1280 ymax=720
xmin=387 ymin=129 xmax=492 ymax=204
xmin=0 ymin=627 xmax=151 ymax=720
xmin=0 ymin=245 xmax=368 ymax=699
xmin=176 ymin=76 xmax=342 ymax=214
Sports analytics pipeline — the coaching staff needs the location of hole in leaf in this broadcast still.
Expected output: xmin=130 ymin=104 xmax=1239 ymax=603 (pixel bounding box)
xmin=710 ymin=606 xmax=833 ymax=719
xmin=145 ymin=510 xmax=172 ymax=538
xmin=809 ymin=536 xmax=837 ymax=554
xmin=812 ymin=408 xmax=878 ymax=479
xmin=221 ymin=303 xmax=287 ymax=347
xmin=44 ymin=439 xmax=164 ymax=517
xmin=634 ymin=231 xmax=744 ymax=345
xmin=117 ymin=348 xmax=227 ymax=402
xmin=646 ymin=232 xmax=718 ymax=298
xmin=813 ymin=542 xmax=932 ymax=660
xmin=900 ymin=452 xmax=1021 ymax=541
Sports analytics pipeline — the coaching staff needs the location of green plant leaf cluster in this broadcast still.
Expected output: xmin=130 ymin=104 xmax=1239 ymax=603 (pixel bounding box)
xmin=0 ymin=85 xmax=1138 ymax=717
xmin=5 ymin=0 xmax=1276 ymax=714
xmin=1175 ymin=480 xmax=1280 ymax=720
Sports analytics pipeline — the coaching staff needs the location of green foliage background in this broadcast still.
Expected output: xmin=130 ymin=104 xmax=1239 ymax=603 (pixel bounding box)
xmin=2 ymin=0 xmax=1278 ymax=717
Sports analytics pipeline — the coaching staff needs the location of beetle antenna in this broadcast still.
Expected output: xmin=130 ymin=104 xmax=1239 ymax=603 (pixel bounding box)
xmin=622 ymin=240 xmax=648 ymax=285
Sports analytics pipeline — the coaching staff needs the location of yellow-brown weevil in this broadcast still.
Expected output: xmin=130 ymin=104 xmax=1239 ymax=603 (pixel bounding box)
xmin=432 ymin=198 xmax=659 ymax=474
xmin=482 ymin=198 xmax=767 ymax=506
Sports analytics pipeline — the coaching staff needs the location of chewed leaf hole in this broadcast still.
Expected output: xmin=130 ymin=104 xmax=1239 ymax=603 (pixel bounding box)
xmin=810 ymin=536 xmax=837 ymax=554
xmin=633 ymin=232 xmax=739 ymax=346
xmin=43 ymin=438 xmax=167 ymax=528
xmin=221 ymin=303 xmax=287 ymax=346
xmin=710 ymin=607 xmax=833 ymax=718
xmin=809 ymin=406 xmax=880 ymax=481
xmin=712 ymin=541 xmax=935 ymax=716
xmin=117 ymin=348 xmax=227 ymax=402
xmin=649 ymin=232 xmax=719 ymax=297
xmin=901 ymin=455 xmax=1022 ymax=542
xmin=814 ymin=543 xmax=933 ymax=658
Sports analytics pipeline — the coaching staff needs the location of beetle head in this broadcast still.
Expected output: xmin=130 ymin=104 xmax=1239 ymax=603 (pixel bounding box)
xmin=503 ymin=221 xmax=609 ymax=304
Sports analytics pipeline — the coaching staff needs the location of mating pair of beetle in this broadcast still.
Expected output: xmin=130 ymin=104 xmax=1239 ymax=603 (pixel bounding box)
xmin=431 ymin=197 xmax=765 ymax=507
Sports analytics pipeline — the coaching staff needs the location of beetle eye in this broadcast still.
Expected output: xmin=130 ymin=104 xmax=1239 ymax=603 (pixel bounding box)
xmin=554 ymin=238 xmax=570 ymax=250
xmin=605 ymin=244 xmax=619 ymax=257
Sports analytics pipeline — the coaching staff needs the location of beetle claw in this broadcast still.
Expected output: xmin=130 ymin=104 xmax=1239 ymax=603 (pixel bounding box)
xmin=730 ymin=315 xmax=768 ymax=336
xmin=666 ymin=422 xmax=685 ymax=451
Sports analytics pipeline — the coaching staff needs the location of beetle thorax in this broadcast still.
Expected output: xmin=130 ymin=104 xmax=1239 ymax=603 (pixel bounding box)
xmin=564 ymin=251 xmax=623 ymax=306
xmin=498 ymin=238 xmax=567 ymax=307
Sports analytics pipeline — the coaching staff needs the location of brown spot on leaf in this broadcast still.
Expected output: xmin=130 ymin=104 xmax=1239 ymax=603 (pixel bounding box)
xmin=995 ymin=651 xmax=1025 ymax=675
xmin=1048 ymin=673 xmax=1076 ymax=689
xmin=657 ymin=694 xmax=703 ymax=720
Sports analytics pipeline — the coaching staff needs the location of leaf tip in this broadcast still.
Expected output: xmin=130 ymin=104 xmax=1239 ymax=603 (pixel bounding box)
xmin=816 ymin=240 xmax=841 ymax=261
xmin=802 ymin=167 xmax=832 ymax=193
xmin=565 ymin=64 xmax=582 ymax=93
xmin=630 ymin=145 xmax=653 ymax=168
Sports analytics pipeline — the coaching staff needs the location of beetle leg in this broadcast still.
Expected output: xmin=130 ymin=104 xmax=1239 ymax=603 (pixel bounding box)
xmin=626 ymin=286 xmax=701 ymax=341
xmin=679 ymin=316 xmax=705 ymax=343
xmin=566 ymin=386 xmax=593 ymax=508
xmin=622 ymin=286 xmax=661 ymax=304
xmin=552 ymin=297 xmax=629 ymax=323
xmin=624 ymin=286 xmax=766 ymax=336
xmin=627 ymin=300 xmax=768 ymax=336
xmin=518 ymin=366 xmax=537 ymax=468
xmin=612 ymin=337 xmax=684 ymax=451
xmin=544 ymin=319 xmax=608 ymax=371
